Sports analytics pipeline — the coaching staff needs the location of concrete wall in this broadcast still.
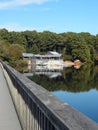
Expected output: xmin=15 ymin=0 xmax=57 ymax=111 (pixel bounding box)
xmin=2 ymin=62 xmax=98 ymax=130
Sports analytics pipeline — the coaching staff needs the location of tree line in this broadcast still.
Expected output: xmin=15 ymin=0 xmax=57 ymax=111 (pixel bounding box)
xmin=0 ymin=28 xmax=98 ymax=70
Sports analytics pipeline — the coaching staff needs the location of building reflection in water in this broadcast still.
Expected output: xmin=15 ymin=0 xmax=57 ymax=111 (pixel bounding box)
xmin=24 ymin=65 xmax=62 ymax=78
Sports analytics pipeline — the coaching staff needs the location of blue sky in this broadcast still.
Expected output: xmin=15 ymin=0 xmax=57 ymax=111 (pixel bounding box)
xmin=0 ymin=0 xmax=98 ymax=35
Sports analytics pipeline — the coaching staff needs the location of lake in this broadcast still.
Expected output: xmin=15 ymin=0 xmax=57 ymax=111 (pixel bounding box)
xmin=28 ymin=64 xmax=98 ymax=123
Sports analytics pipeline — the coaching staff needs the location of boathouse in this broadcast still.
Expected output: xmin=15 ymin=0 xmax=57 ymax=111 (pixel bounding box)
xmin=22 ymin=51 xmax=63 ymax=71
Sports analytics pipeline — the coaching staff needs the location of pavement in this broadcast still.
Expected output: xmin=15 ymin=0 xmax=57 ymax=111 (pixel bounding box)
xmin=0 ymin=66 xmax=22 ymax=130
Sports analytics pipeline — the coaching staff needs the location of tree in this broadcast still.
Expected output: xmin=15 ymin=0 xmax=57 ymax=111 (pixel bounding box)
xmin=0 ymin=40 xmax=10 ymax=61
xmin=23 ymin=30 xmax=40 ymax=52
xmin=0 ymin=28 xmax=9 ymax=40
xmin=39 ymin=31 xmax=58 ymax=52
xmin=10 ymin=59 xmax=27 ymax=72
xmin=79 ymin=32 xmax=96 ymax=46
xmin=8 ymin=31 xmax=27 ymax=47
xmin=8 ymin=44 xmax=25 ymax=61
xmin=72 ymin=43 xmax=91 ymax=62
xmin=31 ymin=44 xmax=40 ymax=54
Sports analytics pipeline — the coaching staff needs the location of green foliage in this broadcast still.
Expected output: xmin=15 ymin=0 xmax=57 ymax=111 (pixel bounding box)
xmin=0 ymin=28 xmax=9 ymax=41
xmin=31 ymin=44 xmax=40 ymax=54
xmin=0 ymin=28 xmax=98 ymax=65
xmin=9 ymin=59 xmax=27 ymax=72
xmin=8 ymin=44 xmax=25 ymax=61
xmin=0 ymin=39 xmax=26 ymax=72
xmin=72 ymin=43 xmax=91 ymax=62
xmin=23 ymin=30 xmax=40 ymax=51
xmin=39 ymin=31 xmax=57 ymax=52
xmin=8 ymin=31 xmax=27 ymax=47
xmin=0 ymin=40 xmax=10 ymax=61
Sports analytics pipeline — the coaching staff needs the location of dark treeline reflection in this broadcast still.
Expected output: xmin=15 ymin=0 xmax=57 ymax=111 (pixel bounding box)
xmin=29 ymin=64 xmax=98 ymax=92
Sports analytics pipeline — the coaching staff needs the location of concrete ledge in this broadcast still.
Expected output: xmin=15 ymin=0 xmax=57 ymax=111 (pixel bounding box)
xmin=2 ymin=62 xmax=98 ymax=130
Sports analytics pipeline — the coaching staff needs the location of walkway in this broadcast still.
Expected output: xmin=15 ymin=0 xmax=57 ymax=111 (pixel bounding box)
xmin=0 ymin=65 xmax=22 ymax=130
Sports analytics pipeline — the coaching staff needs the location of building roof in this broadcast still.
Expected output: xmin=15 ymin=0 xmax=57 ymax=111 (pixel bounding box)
xmin=34 ymin=55 xmax=61 ymax=58
xmin=22 ymin=51 xmax=62 ymax=58
xmin=47 ymin=51 xmax=62 ymax=57
xmin=22 ymin=53 xmax=34 ymax=57
xmin=47 ymin=51 xmax=61 ymax=55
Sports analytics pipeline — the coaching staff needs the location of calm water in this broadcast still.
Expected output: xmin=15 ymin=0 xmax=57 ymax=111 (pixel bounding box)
xmin=29 ymin=64 xmax=98 ymax=123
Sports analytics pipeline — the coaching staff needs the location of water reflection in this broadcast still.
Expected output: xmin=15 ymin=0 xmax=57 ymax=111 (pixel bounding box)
xmin=28 ymin=64 xmax=98 ymax=92
xmin=27 ymin=64 xmax=98 ymax=123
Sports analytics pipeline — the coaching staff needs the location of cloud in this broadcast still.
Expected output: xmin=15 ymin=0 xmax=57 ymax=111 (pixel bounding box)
xmin=0 ymin=23 xmax=53 ymax=32
xmin=0 ymin=0 xmax=57 ymax=9
xmin=0 ymin=23 xmax=21 ymax=31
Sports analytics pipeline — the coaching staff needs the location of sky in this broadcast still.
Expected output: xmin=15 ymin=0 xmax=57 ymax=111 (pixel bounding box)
xmin=0 ymin=0 xmax=98 ymax=35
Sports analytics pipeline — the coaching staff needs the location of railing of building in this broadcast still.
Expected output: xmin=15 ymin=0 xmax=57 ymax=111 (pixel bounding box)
xmin=1 ymin=62 xmax=98 ymax=130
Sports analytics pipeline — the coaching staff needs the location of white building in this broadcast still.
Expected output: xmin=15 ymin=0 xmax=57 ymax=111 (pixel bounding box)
xmin=23 ymin=51 xmax=63 ymax=71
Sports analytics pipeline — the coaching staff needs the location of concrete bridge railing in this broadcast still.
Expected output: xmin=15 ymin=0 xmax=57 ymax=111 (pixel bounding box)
xmin=1 ymin=62 xmax=98 ymax=130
